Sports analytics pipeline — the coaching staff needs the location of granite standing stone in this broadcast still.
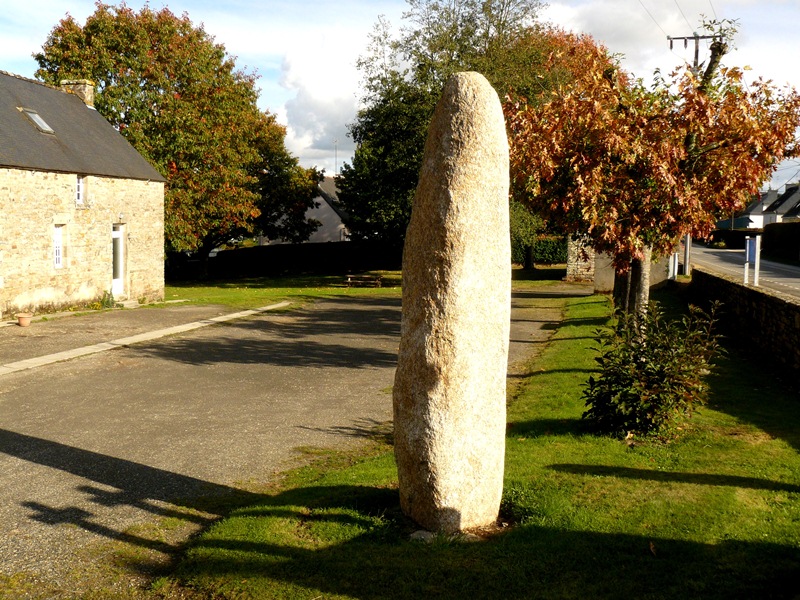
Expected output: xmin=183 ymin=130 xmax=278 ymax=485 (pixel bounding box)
xmin=393 ymin=71 xmax=511 ymax=533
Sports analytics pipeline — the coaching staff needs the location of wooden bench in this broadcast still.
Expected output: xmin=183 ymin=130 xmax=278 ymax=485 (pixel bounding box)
xmin=345 ymin=274 xmax=382 ymax=288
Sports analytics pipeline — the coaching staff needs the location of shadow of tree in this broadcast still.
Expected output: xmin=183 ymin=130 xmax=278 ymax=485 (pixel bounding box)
xmin=296 ymin=418 xmax=394 ymax=445
xmin=159 ymin=483 xmax=800 ymax=599
xmin=506 ymin=418 xmax=586 ymax=438
xmin=132 ymin=296 xmax=401 ymax=369
xmin=548 ymin=464 xmax=800 ymax=494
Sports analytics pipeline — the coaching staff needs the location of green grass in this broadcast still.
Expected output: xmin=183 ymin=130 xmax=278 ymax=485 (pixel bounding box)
xmin=160 ymin=288 xmax=800 ymax=599
xmin=164 ymin=272 xmax=402 ymax=308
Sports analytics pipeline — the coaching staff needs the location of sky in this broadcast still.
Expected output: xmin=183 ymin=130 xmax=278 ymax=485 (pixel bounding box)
xmin=2 ymin=0 xmax=798 ymax=188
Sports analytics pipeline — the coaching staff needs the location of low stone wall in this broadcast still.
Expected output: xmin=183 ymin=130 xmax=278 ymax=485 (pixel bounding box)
xmin=593 ymin=253 xmax=671 ymax=294
xmin=689 ymin=267 xmax=800 ymax=373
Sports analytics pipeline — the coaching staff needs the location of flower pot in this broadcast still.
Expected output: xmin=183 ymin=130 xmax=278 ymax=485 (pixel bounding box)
xmin=16 ymin=313 xmax=33 ymax=327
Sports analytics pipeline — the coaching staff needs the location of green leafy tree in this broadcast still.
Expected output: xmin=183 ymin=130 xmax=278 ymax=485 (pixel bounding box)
xmin=35 ymin=3 xmax=319 ymax=259
xmin=338 ymin=1 xmax=546 ymax=247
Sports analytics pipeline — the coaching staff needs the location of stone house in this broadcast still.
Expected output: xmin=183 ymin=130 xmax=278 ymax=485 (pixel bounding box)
xmin=0 ymin=71 xmax=166 ymax=317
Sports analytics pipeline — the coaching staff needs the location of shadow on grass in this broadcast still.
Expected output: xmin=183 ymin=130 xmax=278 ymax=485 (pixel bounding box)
xmin=706 ymin=349 xmax=800 ymax=454
xmin=296 ymin=418 xmax=394 ymax=445
xmin=512 ymin=288 xmax=593 ymax=300
xmin=548 ymin=464 xmax=800 ymax=494
xmin=512 ymin=266 xmax=568 ymax=281
xmin=507 ymin=418 xmax=585 ymax=438
xmin=162 ymin=483 xmax=800 ymax=600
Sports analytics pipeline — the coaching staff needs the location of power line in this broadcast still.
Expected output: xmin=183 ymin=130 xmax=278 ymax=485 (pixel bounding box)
xmin=777 ymin=167 xmax=800 ymax=190
xmin=673 ymin=0 xmax=694 ymax=31
xmin=708 ymin=0 xmax=718 ymax=20
xmin=637 ymin=0 xmax=669 ymax=38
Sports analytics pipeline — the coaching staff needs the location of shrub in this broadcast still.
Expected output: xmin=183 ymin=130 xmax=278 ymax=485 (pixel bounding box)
xmin=532 ymin=235 xmax=567 ymax=264
xmin=510 ymin=200 xmax=544 ymax=264
xmin=582 ymin=302 xmax=721 ymax=439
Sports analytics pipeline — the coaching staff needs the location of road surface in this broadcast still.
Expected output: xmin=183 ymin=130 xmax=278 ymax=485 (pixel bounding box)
xmin=690 ymin=243 xmax=800 ymax=299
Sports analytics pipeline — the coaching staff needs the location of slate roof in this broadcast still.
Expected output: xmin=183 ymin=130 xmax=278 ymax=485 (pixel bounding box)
xmin=317 ymin=176 xmax=348 ymax=221
xmin=0 ymin=71 xmax=165 ymax=182
xmin=764 ymin=184 xmax=800 ymax=215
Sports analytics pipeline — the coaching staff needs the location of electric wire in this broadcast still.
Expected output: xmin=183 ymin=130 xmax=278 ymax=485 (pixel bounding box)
xmin=708 ymin=0 xmax=718 ymax=19
xmin=637 ymin=0 xmax=669 ymax=38
xmin=636 ymin=0 xmax=687 ymax=66
xmin=777 ymin=167 xmax=800 ymax=190
xmin=673 ymin=0 xmax=694 ymax=31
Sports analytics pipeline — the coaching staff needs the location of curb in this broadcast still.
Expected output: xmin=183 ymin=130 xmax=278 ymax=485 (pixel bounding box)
xmin=0 ymin=301 xmax=292 ymax=377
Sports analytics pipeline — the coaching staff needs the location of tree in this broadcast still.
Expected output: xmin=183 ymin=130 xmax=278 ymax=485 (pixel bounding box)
xmin=505 ymin=23 xmax=800 ymax=313
xmin=35 ymin=3 xmax=320 ymax=259
xmin=338 ymin=1 xmax=545 ymax=247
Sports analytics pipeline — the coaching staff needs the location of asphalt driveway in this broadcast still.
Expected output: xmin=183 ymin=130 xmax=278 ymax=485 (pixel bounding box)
xmin=0 ymin=285 xmax=587 ymax=591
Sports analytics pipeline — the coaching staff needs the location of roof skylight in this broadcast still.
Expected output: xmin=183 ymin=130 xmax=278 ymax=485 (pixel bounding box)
xmin=20 ymin=107 xmax=54 ymax=134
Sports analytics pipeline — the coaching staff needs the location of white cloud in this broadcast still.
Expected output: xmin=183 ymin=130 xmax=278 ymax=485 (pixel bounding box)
xmin=6 ymin=1 xmax=797 ymax=182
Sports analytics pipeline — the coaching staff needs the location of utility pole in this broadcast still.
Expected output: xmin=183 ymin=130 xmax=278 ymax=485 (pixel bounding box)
xmin=667 ymin=32 xmax=721 ymax=275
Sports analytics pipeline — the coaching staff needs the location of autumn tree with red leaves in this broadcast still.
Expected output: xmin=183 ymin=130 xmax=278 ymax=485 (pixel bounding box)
xmin=35 ymin=3 xmax=320 ymax=261
xmin=505 ymin=23 xmax=800 ymax=313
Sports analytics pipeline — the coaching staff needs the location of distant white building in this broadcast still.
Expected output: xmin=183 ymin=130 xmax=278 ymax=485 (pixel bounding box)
xmin=765 ymin=184 xmax=800 ymax=225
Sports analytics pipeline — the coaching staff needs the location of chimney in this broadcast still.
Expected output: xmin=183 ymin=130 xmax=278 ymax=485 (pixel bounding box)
xmin=60 ymin=79 xmax=95 ymax=108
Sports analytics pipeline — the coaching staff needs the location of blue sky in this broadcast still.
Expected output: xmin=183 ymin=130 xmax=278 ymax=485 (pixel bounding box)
xmin=2 ymin=1 xmax=797 ymax=187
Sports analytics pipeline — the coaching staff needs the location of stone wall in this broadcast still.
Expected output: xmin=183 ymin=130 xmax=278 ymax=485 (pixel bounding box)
xmin=0 ymin=167 xmax=164 ymax=316
xmin=565 ymin=237 xmax=595 ymax=282
xmin=689 ymin=267 xmax=800 ymax=373
xmin=593 ymin=253 xmax=671 ymax=294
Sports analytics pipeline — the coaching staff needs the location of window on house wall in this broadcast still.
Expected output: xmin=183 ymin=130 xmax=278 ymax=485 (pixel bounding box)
xmin=53 ymin=225 xmax=64 ymax=269
xmin=76 ymin=175 xmax=84 ymax=205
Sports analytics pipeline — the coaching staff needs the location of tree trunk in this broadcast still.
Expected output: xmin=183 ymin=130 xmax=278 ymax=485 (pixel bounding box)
xmin=612 ymin=246 xmax=652 ymax=316
xmin=198 ymin=241 xmax=216 ymax=280
xmin=612 ymin=266 xmax=632 ymax=314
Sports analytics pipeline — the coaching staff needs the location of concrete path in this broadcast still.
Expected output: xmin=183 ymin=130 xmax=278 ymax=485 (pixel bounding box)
xmin=0 ymin=285 xmax=588 ymax=593
xmin=0 ymin=302 xmax=290 ymax=376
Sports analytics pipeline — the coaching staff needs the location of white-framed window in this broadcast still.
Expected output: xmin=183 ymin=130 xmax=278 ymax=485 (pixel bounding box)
xmin=53 ymin=224 xmax=64 ymax=269
xmin=76 ymin=175 xmax=84 ymax=205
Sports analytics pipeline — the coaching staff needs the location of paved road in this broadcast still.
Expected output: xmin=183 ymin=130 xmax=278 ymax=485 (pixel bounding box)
xmin=0 ymin=285 xmax=587 ymax=591
xmin=690 ymin=244 xmax=800 ymax=299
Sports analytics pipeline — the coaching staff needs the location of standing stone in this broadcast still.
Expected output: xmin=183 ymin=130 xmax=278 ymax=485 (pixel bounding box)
xmin=393 ymin=72 xmax=511 ymax=533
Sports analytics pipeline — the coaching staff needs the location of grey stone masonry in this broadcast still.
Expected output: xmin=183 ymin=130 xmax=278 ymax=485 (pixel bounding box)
xmin=566 ymin=236 xmax=595 ymax=283
xmin=0 ymin=168 xmax=164 ymax=316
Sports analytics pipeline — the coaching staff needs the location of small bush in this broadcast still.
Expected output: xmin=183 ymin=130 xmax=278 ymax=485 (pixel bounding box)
xmin=532 ymin=235 xmax=567 ymax=264
xmin=582 ymin=302 xmax=721 ymax=439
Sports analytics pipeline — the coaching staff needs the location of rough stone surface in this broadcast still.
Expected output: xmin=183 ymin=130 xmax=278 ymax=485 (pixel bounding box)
xmin=393 ymin=72 xmax=510 ymax=534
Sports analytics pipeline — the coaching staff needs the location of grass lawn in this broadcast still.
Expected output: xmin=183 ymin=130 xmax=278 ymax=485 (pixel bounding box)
xmin=155 ymin=285 xmax=800 ymax=599
xmin=164 ymin=272 xmax=403 ymax=308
